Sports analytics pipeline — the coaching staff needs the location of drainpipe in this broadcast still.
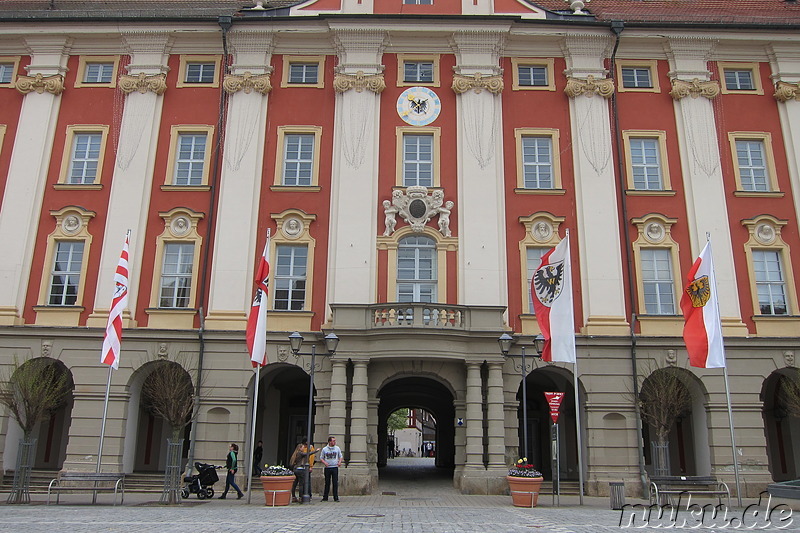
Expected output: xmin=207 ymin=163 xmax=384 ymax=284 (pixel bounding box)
xmin=608 ymin=20 xmax=648 ymax=498
xmin=186 ymin=15 xmax=233 ymax=474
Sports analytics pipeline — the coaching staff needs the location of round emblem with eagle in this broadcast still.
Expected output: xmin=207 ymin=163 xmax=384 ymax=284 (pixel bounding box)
xmin=397 ymin=86 xmax=441 ymax=126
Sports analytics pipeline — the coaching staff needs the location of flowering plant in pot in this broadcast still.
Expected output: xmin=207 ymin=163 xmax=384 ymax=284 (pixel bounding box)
xmin=259 ymin=464 xmax=294 ymax=506
xmin=506 ymin=458 xmax=543 ymax=507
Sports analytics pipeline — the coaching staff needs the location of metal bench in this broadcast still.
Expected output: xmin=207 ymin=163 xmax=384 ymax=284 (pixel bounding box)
xmin=47 ymin=472 xmax=125 ymax=505
xmin=649 ymin=475 xmax=730 ymax=507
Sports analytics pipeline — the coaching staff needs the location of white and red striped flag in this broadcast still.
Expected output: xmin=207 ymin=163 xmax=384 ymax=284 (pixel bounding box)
xmin=531 ymin=232 xmax=576 ymax=363
xmin=246 ymin=232 xmax=270 ymax=367
xmin=101 ymin=232 xmax=130 ymax=370
xmin=680 ymin=241 xmax=726 ymax=368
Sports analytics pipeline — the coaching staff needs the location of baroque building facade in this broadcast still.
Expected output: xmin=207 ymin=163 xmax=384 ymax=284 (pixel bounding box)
xmin=1 ymin=0 xmax=800 ymax=497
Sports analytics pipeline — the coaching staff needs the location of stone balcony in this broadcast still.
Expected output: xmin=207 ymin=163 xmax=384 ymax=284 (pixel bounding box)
xmin=329 ymin=303 xmax=507 ymax=332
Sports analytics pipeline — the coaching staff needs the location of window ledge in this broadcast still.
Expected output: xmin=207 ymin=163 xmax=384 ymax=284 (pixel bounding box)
xmin=54 ymin=183 xmax=103 ymax=190
xmin=145 ymin=307 xmax=198 ymax=329
xmin=266 ymin=311 xmax=314 ymax=332
xmin=513 ymin=188 xmax=566 ymax=195
xmin=752 ymin=315 xmax=800 ymax=337
xmin=625 ymin=189 xmax=676 ymax=196
xmin=33 ymin=305 xmax=85 ymax=327
xmin=733 ymin=190 xmax=784 ymax=198
xmin=270 ymin=185 xmax=321 ymax=193
xmin=636 ymin=314 xmax=684 ymax=336
xmin=161 ymin=185 xmax=212 ymax=192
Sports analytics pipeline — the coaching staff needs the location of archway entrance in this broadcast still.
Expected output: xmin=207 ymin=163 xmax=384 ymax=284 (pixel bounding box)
xmin=762 ymin=368 xmax=800 ymax=481
xmin=377 ymin=376 xmax=455 ymax=479
xmin=253 ymin=364 xmax=312 ymax=469
xmin=519 ymin=367 xmax=581 ymax=481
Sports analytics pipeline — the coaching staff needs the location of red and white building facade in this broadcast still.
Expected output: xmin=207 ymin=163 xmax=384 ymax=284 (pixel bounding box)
xmin=1 ymin=0 xmax=800 ymax=496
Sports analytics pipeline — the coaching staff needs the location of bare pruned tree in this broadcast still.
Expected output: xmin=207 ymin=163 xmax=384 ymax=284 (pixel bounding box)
xmin=140 ymin=359 xmax=196 ymax=439
xmin=638 ymin=365 xmax=692 ymax=445
xmin=0 ymin=356 xmax=70 ymax=439
xmin=776 ymin=371 xmax=800 ymax=418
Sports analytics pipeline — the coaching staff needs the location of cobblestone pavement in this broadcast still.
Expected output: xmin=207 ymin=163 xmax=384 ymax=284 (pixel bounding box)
xmin=0 ymin=459 xmax=795 ymax=532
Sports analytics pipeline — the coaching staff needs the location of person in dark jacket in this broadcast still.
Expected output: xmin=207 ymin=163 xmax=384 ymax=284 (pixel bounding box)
xmin=219 ymin=443 xmax=244 ymax=499
xmin=253 ymin=440 xmax=263 ymax=476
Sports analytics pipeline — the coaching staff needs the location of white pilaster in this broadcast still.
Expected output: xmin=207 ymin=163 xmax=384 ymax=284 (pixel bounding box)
xmin=666 ymin=37 xmax=746 ymax=334
xmin=451 ymin=31 xmax=509 ymax=307
xmin=205 ymin=31 xmax=273 ymax=330
xmin=0 ymin=36 xmax=70 ymax=325
xmin=563 ymin=33 xmax=628 ymax=334
xmin=87 ymin=32 xmax=172 ymax=327
xmin=327 ymin=28 xmax=386 ymax=309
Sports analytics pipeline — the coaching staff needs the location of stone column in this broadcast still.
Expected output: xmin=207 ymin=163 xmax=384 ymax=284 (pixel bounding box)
xmin=666 ymin=37 xmax=746 ymax=334
xmin=562 ymin=33 xmax=628 ymax=335
xmin=486 ymin=362 xmax=506 ymax=469
xmin=205 ymin=31 xmax=274 ymax=329
xmin=87 ymin=32 xmax=172 ymax=327
xmin=327 ymin=359 xmax=348 ymax=439
xmin=450 ymin=31 xmax=508 ymax=306
xmin=327 ymin=28 xmax=386 ymax=307
xmin=0 ymin=36 xmax=70 ymax=324
xmin=464 ymin=362 xmax=484 ymax=469
xmin=349 ymin=359 xmax=369 ymax=466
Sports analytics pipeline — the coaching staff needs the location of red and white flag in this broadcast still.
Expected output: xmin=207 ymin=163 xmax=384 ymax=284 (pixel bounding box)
xmin=680 ymin=241 xmax=725 ymax=368
xmin=101 ymin=232 xmax=130 ymax=370
xmin=246 ymin=233 xmax=270 ymax=367
xmin=532 ymin=233 xmax=576 ymax=363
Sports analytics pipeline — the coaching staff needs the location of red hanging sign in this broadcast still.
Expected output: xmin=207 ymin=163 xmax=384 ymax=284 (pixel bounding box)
xmin=544 ymin=392 xmax=565 ymax=423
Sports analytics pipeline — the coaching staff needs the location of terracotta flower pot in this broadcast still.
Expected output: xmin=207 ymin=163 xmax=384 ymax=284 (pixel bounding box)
xmin=507 ymin=475 xmax=544 ymax=507
xmin=260 ymin=475 xmax=295 ymax=506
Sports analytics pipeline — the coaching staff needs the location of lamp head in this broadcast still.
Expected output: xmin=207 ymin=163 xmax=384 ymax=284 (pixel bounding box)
xmin=324 ymin=332 xmax=339 ymax=354
xmin=288 ymin=331 xmax=304 ymax=354
xmin=533 ymin=334 xmax=546 ymax=356
xmin=497 ymin=333 xmax=514 ymax=356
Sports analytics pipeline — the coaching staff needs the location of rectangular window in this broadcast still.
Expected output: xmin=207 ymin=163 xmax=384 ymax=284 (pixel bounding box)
xmin=397 ymin=236 xmax=437 ymax=303
xmin=289 ymin=63 xmax=318 ymax=84
xmin=404 ymin=61 xmax=434 ymax=83
xmin=174 ymin=133 xmax=208 ymax=186
xmin=526 ymin=247 xmax=547 ymax=313
xmin=404 ymin=0 xmax=432 ymax=4
xmin=403 ymin=134 xmax=434 ymax=187
xmin=621 ymin=67 xmax=652 ymax=89
xmin=753 ymin=250 xmax=787 ymax=315
xmin=630 ymin=138 xmax=663 ymax=190
xmin=736 ymin=139 xmax=769 ymax=191
xmin=282 ymin=134 xmax=315 ymax=186
xmin=521 ymin=136 xmax=553 ymax=189
xmin=517 ymin=65 xmax=548 ymax=87
xmin=641 ymin=249 xmax=675 ymax=315
xmin=83 ymin=63 xmax=114 ymax=84
xmin=724 ymin=69 xmax=754 ymax=91
xmin=274 ymin=245 xmax=307 ymax=311
xmin=185 ymin=62 xmax=216 ymax=84
xmin=0 ymin=62 xmax=16 ymax=84
xmin=67 ymin=132 xmax=103 ymax=185
xmin=159 ymin=243 xmax=195 ymax=308
xmin=47 ymin=241 xmax=84 ymax=306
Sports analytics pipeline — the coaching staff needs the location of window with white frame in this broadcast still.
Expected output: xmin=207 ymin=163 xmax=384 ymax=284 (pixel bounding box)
xmin=185 ymin=62 xmax=216 ymax=84
xmin=47 ymin=241 xmax=85 ymax=306
xmin=83 ymin=62 xmax=114 ymax=84
xmin=630 ymin=137 xmax=663 ymax=190
xmin=517 ymin=65 xmax=549 ymax=87
xmin=403 ymin=134 xmax=434 ymax=187
xmin=621 ymin=67 xmax=652 ymax=89
xmin=526 ymin=247 xmax=547 ymax=312
xmin=735 ymin=139 xmax=769 ymax=191
xmin=404 ymin=61 xmax=434 ymax=83
xmin=274 ymin=244 xmax=308 ymax=311
xmin=397 ymin=235 xmax=437 ymax=302
xmin=174 ymin=133 xmax=208 ymax=186
xmin=159 ymin=242 xmax=195 ymax=308
xmin=640 ymin=248 xmax=675 ymax=314
xmin=0 ymin=62 xmax=14 ymax=84
xmin=67 ymin=132 xmax=103 ymax=184
xmin=404 ymin=0 xmax=433 ymax=4
xmin=289 ymin=63 xmax=318 ymax=84
xmin=521 ymin=136 xmax=553 ymax=189
xmin=753 ymin=250 xmax=788 ymax=315
xmin=282 ymin=133 xmax=315 ymax=186
xmin=724 ymin=69 xmax=754 ymax=91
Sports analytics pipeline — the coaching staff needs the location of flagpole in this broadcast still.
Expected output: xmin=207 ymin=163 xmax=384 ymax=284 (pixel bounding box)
xmin=246 ymin=365 xmax=260 ymax=504
xmin=706 ymin=236 xmax=742 ymax=507
xmin=573 ymin=357 xmax=584 ymax=505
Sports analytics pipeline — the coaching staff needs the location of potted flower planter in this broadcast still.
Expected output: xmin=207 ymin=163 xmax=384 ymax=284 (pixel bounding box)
xmin=507 ymin=475 xmax=544 ymax=507
xmin=260 ymin=475 xmax=295 ymax=506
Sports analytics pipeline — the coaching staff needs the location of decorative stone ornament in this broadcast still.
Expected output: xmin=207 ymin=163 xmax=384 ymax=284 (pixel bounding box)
xmin=565 ymin=0 xmax=591 ymax=14
xmin=564 ymin=75 xmax=613 ymax=99
xmin=754 ymin=222 xmax=776 ymax=245
xmin=15 ymin=73 xmax=65 ymax=95
xmin=383 ymin=186 xmax=454 ymax=236
xmin=774 ymin=81 xmax=800 ymax=102
xmin=333 ymin=71 xmax=386 ymax=94
xmin=669 ymin=78 xmax=720 ymax=100
xmin=119 ymin=72 xmax=168 ymax=95
xmin=397 ymin=86 xmax=442 ymax=126
xmin=451 ymin=73 xmax=504 ymax=95
xmin=223 ymin=71 xmax=272 ymax=95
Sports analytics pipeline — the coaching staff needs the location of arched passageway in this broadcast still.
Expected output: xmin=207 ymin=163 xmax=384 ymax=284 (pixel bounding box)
xmin=762 ymin=368 xmax=800 ymax=481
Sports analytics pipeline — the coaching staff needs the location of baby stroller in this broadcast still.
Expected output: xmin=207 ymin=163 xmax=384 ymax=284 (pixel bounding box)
xmin=181 ymin=462 xmax=221 ymax=499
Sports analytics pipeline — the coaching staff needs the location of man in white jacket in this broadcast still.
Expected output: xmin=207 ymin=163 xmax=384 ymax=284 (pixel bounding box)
xmin=320 ymin=436 xmax=343 ymax=502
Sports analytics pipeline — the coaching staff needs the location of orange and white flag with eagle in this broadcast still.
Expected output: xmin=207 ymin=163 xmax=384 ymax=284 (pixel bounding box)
xmin=680 ymin=241 xmax=726 ymax=368
xmin=531 ymin=233 xmax=576 ymax=363
xmin=246 ymin=232 xmax=270 ymax=367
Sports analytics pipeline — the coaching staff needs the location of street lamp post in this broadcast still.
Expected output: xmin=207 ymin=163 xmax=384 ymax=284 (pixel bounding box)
xmin=498 ymin=333 xmax=544 ymax=461
xmin=288 ymin=331 xmax=339 ymax=504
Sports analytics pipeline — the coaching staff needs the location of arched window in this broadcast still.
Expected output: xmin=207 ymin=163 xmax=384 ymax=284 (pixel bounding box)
xmin=397 ymin=235 xmax=437 ymax=302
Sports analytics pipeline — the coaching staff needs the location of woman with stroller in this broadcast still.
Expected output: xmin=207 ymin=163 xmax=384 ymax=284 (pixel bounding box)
xmin=219 ymin=443 xmax=244 ymax=499
xmin=289 ymin=439 xmax=315 ymax=503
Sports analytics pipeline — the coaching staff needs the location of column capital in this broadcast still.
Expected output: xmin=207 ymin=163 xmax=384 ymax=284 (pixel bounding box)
xmin=669 ymin=77 xmax=720 ymax=100
xmin=452 ymin=72 xmax=503 ymax=95
xmin=15 ymin=73 xmax=65 ymax=95
xmin=564 ymin=75 xmax=613 ymax=99
xmin=333 ymin=71 xmax=385 ymax=94
xmin=775 ymin=81 xmax=800 ymax=103
xmin=223 ymin=71 xmax=272 ymax=95
xmin=118 ymin=72 xmax=167 ymax=95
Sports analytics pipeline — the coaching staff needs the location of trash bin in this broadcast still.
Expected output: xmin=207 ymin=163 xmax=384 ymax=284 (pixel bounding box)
xmin=610 ymin=481 xmax=625 ymax=510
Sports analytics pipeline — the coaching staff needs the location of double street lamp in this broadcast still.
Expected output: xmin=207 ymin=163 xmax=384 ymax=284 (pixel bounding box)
xmin=288 ymin=331 xmax=339 ymax=504
xmin=498 ymin=333 xmax=545 ymax=461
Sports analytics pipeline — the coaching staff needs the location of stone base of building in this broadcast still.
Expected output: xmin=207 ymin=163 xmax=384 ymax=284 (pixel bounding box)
xmin=336 ymin=465 xmax=377 ymax=496
xmin=456 ymin=466 xmax=508 ymax=495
